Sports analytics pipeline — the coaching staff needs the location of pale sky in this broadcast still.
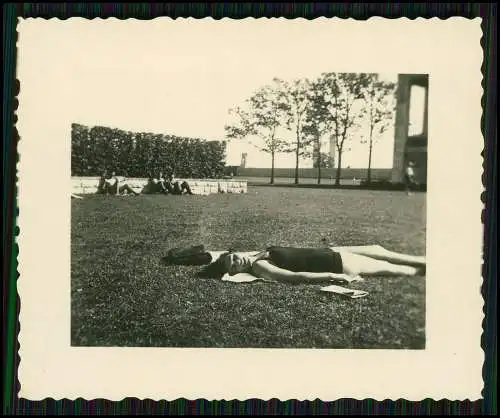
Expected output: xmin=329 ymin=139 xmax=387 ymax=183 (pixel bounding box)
xmin=22 ymin=18 xmax=415 ymax=169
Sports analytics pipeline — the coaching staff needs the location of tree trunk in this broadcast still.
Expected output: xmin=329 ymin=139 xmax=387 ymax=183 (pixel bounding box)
xmin=367 ymin=138 xmax=373 ymax=184
xmin=294 ymin=123 xmax=300 ymax=185
xmin=317 ymin=140 xmax=322 ymax=185
xmin=294 ymin=144 xmax=300 ymax=185
xmin=367 ymin=111 xmax=374 ymax=184
xmin=335 ymin=149 xmax=342 ymax=186
xmin=270 ymin=151 xmax=275 ymax=185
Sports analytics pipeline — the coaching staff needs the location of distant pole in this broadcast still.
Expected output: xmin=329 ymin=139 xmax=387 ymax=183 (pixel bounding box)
xmin=240 ymin=153 xmax=247 ymax=169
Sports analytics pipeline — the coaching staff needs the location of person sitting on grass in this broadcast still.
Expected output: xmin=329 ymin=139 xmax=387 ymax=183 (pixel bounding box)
xmin=156 ymin=172 xmax=169 ymax=194
xmin=96 ymin=171 xmax=109 ymax=194
xmin=144 ymin=172 xmax=168 ymax=194
xmin=163 ymin=173 xmax=194 ymax=195
xmin=97 ymin=170 xmax=140 ymax=196
xmin=142 ymin=176 xmax=157 ymax=194
xmin=162 ymin=243 xmax=426 ymax=285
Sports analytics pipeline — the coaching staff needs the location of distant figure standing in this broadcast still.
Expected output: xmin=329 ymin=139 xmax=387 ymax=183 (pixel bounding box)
xmin=404 ymin=161 xmax=418 ymax=196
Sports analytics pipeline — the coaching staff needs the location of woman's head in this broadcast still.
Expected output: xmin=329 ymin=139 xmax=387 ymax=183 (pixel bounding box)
xmin=222 ymin=252 xmax=252 ymax=275
xmin=197 ymin=250 xmax=251 ymax=278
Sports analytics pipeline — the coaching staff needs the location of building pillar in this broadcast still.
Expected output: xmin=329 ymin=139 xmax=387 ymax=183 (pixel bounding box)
xmin=391 ymin=75 xmax=411 ymax=183
xmin=423 ymin=80 xmax=429 ymax=139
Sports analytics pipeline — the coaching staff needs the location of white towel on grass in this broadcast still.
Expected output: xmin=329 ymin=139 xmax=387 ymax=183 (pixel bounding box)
xmin=222 ymin=273 xmax=369 ymax=299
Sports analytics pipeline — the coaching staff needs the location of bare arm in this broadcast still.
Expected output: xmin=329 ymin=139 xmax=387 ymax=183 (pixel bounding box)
xmin=207 ymin=250 xmax=265 ymax=263
xmin=114 ymin=177 xmax=121 ymax=195
xmin=251 ymin=260 xmax=361 ymax=285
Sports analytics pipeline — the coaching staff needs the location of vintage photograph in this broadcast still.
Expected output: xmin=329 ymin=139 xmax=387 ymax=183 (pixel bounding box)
xmin=69 ymin=21 xmax=428 ymax=350
xmin=16 ymin=15 xmax=485 ymax=401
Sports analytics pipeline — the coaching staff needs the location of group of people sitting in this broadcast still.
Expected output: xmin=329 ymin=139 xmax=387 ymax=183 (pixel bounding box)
xmin=97 ymin=171 xmax=194 ymax=196
xmin=144 ymin=172 xmax=194 ymax=195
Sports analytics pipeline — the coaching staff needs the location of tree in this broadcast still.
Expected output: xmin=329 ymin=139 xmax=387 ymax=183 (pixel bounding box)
xmin=360 ymin=74 xmax=397 ymax=183
xmin=302 ymin=122 xmax=323 ymax=184
xmin=302 ymin=79 xmax=333 ymax=184
xmin=70 ymin=122 xmax=227 ymax=178
xmin=225 ymin=79 xmax=290 ymax=184
xmin=130 ymin=132 xmax=148 ymax=177
xmin=313 ymin=152 xmax=334 ymax=169
xmin=281 ymin=78 xmax=314 ymax=185
xmin=110 ymin=129 xmax=134 ymax=176
xmin=88 ymin=126 xmax=117 ymax=175
xmin=150 ymin=134 xmax=167 ymax=176
xmin=71 ymin=123 xmax=91 ymax=176
xmin=313 ymin=73 xmax=371 ymax=185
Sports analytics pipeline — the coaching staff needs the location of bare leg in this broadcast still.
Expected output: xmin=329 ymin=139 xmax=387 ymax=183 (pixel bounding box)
xmin=159 ymin=181 xmax=169 ymax=194
xmin=119 ymin=184 xmax=140 ymax=195
xmin=330 ymin=245 xmax=425 ymax=267
xmin=405 ymin=176 xmax=412 ymax=195
xmin=181 ymin=181 xmax=194 ymax=195
xmin=338 ymin=251 xmax=421 ymax=277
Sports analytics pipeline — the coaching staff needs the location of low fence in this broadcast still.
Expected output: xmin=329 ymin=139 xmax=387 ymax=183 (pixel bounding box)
xmin=236 ymin=167 xmax=393 ymax=181
xmin=72 ymin=177 xmax=248 ymax=196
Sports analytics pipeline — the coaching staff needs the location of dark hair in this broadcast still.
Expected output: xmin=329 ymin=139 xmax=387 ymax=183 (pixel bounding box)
xmin=196 ymin=250 xmax=232 ymax=279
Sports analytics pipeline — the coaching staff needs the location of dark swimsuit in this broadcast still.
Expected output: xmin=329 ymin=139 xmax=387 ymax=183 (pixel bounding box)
xmin=265 ymin=246 xmax=344 ymax=274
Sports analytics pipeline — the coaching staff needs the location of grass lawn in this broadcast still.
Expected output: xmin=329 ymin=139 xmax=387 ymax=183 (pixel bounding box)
xmin=71 ymin=186 xmax=426 ymax=349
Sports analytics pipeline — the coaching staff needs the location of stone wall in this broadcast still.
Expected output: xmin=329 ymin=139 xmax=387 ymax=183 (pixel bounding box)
xmin=72 ymin=177 xmax=248 ymax=196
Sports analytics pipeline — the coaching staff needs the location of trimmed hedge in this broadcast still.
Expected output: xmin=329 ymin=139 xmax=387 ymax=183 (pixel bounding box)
xmin=71 ymin=123 xmax=227 ymax=178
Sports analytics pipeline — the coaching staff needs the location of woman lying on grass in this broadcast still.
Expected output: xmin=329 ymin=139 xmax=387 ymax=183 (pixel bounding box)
xmin=162 ymin=244 xmax=426 ymax=285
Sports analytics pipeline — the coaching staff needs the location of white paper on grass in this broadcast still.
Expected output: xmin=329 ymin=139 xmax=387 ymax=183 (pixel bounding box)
xmin=320 ymin=285 xmax=369 ymax=299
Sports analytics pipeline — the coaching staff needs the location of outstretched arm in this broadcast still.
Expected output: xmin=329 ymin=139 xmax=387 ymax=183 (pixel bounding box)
xmin=207 ymin=250 xmax=264 ymax=263
xmin=251 ymin=260 xmax=362 ymax=285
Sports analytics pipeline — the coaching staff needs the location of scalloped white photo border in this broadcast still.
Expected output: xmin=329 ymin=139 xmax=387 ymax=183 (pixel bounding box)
xmin=16 ymin=16 xmax=484 ymax=401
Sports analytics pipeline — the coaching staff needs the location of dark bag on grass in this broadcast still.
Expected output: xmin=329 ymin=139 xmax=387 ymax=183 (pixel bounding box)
xmin=161 ymin=244 xmax=212 ymax=266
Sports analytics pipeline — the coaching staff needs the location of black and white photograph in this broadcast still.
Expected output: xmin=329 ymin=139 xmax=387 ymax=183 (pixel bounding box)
xmin=68 ymin=22 xmax=428 ymax=350
xmin=16 ymin=17 xmax=484 ymax=401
